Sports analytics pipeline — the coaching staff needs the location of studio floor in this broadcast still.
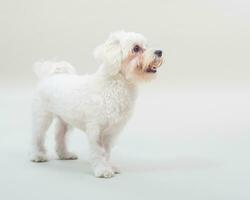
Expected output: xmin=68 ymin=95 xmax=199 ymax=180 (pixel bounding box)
xmin=0 ymin=84 xmax=249 ymax=200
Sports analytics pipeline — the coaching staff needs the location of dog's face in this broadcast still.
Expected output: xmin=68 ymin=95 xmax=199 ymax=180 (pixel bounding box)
xmin=94 ymin=31 xmax=164 ymax=83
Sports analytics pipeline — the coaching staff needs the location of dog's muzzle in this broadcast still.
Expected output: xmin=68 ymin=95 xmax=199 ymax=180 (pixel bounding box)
xmin=146 ymin=66 xmax=157 ymax=73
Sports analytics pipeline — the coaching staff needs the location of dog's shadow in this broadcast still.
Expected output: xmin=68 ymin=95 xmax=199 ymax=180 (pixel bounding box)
xmin=33 ymin=158 xmax=92 ymax=176
xmin=33 ymin=156 xmax=220 ymax=175
xmin=121 ymin=156 xmax=220 ymax=173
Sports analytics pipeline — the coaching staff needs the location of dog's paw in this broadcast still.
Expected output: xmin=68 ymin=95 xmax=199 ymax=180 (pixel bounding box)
xmin=94 ymin=164 xmax=114 ymax=178
xmin=58 ymin=152 xmax=78 ymax=160
xmin=112 ymin=165 xmax=121 ymax=174
xmin=31 ymin=153 xmax=48 ymax=162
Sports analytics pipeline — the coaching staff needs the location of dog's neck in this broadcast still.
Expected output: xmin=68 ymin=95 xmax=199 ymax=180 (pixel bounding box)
xmin=96 ymin=64 xmax=138 ymax=88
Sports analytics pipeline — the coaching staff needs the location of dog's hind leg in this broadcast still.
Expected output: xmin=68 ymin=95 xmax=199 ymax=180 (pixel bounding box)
xmin=54 ymin=117 xmax=78 ymax=160
xmin=31 ymin=107 xmax=53 ymax=162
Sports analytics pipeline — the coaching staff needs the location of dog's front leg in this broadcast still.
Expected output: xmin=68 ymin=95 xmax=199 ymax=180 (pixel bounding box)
xmin=103 ymin=134 xmax=121 ymax=174
xmin=102 ymin=122 xmax=126 ymax=174
xmin=86 ymin=124 xmax=114 ymax=178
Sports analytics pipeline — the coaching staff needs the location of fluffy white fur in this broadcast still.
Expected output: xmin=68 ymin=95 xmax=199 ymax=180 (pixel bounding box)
xmin=31 ymin=31 xmax=163 ymax=178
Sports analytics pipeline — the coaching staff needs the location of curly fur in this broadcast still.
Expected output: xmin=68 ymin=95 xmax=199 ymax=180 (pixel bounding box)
xmin=31 ymin=31 xmax=164 ymax=178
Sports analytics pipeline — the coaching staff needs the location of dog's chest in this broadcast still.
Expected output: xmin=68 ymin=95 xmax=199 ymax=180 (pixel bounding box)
xmin=102 ymin=80 xmax=136 ymax=123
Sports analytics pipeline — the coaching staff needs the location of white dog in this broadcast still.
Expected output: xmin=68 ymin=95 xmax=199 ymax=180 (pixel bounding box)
xmin=31 ymin=31 xmax=164 ymax=178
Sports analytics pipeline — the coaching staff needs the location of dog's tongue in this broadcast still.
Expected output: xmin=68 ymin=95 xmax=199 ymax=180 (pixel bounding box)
xmin=146 ymin=67 xmax=157 ymax=73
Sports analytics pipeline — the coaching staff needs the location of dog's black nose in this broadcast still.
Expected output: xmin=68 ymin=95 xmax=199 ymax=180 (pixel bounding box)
xmin=154 ymin=50 xmax=162 ymax=57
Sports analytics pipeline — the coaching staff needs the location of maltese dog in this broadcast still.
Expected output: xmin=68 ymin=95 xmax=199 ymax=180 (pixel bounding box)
xmin=31 ymin=31 xmax=164 ymax=178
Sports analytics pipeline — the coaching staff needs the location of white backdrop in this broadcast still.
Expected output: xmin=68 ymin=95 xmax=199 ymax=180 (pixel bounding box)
xmin=0 ymin=0 xmax=250 ymax=86
xmin=0 ymin=0 xmax=249 ymax=200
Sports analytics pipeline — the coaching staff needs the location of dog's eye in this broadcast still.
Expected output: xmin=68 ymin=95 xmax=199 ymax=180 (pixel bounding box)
xmin=133 ymin=45 xmax=141 ymax=53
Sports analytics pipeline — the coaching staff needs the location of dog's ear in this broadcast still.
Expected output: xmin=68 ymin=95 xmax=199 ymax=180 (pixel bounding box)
xmin=94 ymin=32 xmax=123 ymax=76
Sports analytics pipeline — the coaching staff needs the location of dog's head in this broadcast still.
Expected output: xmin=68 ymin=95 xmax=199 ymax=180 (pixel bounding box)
xmin=94 ymin=31 xmax=164 ymax=83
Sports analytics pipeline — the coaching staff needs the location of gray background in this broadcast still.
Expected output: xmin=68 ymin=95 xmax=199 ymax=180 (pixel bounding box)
xmin=0 ymin=0 xmax=250 ymax=200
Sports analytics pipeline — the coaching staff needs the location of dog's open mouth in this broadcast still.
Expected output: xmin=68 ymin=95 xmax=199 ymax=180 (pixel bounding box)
xmin=146 ymin=66 xmax=157 ymax=73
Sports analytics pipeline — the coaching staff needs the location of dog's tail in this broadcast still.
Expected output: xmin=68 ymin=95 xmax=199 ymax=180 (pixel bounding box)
xmin=33 ymin=61 xmax=76 ymax=80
